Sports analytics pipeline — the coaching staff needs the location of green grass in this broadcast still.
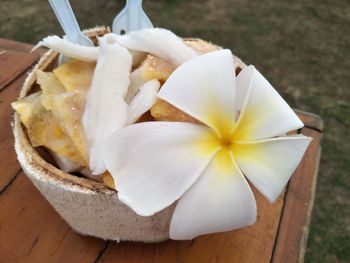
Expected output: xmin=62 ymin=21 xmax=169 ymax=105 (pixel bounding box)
xmin=1 ymin=0 xmax=349 ymax=261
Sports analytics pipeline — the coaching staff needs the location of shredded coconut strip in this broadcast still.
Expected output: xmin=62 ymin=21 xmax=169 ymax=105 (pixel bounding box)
xmin=35 ymin=28 xmax=197 ymax=66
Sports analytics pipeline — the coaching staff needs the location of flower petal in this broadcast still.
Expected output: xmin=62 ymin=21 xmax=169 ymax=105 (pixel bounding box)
xmin=233 ymin=66 xmax=303 ymax=140
xmin=233 ymin=135 xmax=312 ymax=202
xmin=34 ymin=35 xmax=98 ymax=62
xmin=158 ymin=49 xmax=237 ymax=136
xmin=127 ymin=79 xmax=160 ymax=124
xmin=115 ymin=28 xmax=197 ymax=66
xmin=170 ymin=151 xmax=256 ymax=240
xmin=235 ymin=65 xmax=254 ymax=113
xmin=82 ymin=35 xmax=132 ymax=174
xmin=102 ymin=122 xmax=219 ymax=216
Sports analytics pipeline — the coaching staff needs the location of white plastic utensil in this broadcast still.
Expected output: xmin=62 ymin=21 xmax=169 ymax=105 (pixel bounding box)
xmin=112 ymin=0 xmax=153 ymax=34
xmin=48 ymin=0 xmax=93 ymax=64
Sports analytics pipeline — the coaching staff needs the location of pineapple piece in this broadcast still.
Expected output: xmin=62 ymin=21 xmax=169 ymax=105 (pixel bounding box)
xmin=38 ymin=70 xmax=65 ymax=110
xmin=56 ymin=91 xmax=87 ymax=163
xmin=140 ymin=54 xmax=200 ymax=123
xmin=102 ymin=172 xmax=115 ymax=189
xmin=151 ymin=98 xmax=200 ymax=124
xmin=142 ymin=54 xmax=175 ymax=82
xmin=12 ymin=92 xmax=85 ymax=164
xmin=53 ymin=59 xmax=95 ymax=92
xmin=37 ymin=70 xmax=88 ymax=164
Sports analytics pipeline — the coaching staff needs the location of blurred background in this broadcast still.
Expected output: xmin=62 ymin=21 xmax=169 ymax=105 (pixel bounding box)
xmin=1 ymin=0 xmax=349 ymax=262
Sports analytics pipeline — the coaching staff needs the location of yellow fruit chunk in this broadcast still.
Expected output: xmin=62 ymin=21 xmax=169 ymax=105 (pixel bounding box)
xmin=142 ymin=54 xmax=175 ymax=82
xmin=140 ymin=54 xmax=200 ymax=123
xmin=151 ymin=98 xmax=200 ymax=124
xmin=12 ymin=92 xmax=85 ymax=164
xmin=53 ymin=59 xmax=95 ymax=92
xmin=38 ymin=70 xmax=65 ymax=110
xmin=141 ymin=40 xmax=218 ymax=83
xmin=37 ymin=70 xmax=88 ymax=164
xmin=102 ymin=172 xmax=115 ymax=189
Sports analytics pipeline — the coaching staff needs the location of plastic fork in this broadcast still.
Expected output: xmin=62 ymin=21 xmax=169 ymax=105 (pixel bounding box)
xmin=112 ymin=0 xmax=153 ymax=34
xmin=48 ymin=0 xmax=93 ymax=64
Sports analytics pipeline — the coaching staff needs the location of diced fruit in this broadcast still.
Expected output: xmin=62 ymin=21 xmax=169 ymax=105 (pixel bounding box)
xmin=37 ymin=70 xmax=88 ymax=164
xmin=37 ymin=70 xmax=65 ymax=110
xmin=53 ymin=59 xmax=95 ymax=92
xmin=142 ymin=54 xmax=175 ymax=82
xmin=12 ymin=92 xmax=85 ymax=164
xmin=150 ymin=98 xmax=200 ymax=124
xmin=140 ymin=52 xmax=203 ymax=123
xmin=102 ymin=172 xmax=115 ymax=189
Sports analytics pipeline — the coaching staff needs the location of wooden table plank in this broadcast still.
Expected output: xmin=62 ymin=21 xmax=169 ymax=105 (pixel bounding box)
xmin=0 ymin=39 xmax=46 ymax=191
xmin=99 ymin=189 xmax=286 ymax=263
xmin=294 ymin=109 xmax=324 ymax=132
xmin=0 ymin=171 xmax=107 ymax=263
xmin=0 ymin=74 xmax=27 ymax=191
xmin=98 ymin=241 xmax=178 ymax=263
xmin=0 ymin=38 xmax=46 ymax=91
xmin=272 ymin=127 xmax=322 ymax=263
xmin=0 ymin=50 xmax=37 ymax=90
xmin=0 ymin=39 xmax=44 ymax=58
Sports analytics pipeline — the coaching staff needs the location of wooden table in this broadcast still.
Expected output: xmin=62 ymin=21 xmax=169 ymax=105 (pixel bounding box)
xmin=0 ymin=39 xmax=323 ymax=263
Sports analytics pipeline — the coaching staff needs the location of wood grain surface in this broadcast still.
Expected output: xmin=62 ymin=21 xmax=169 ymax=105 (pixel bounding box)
xmin=0 ymin=38 xmax=323 ymax=263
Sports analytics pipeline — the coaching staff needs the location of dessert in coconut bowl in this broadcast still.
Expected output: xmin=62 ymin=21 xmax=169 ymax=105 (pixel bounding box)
xmin=12 ymin=26 xmax=311 ymax=242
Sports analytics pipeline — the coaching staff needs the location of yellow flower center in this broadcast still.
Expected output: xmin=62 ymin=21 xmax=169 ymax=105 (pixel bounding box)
xmin=219 ymin=136 xmax=233 ymax=150
xmin=213 ymin=134 xmax=235 ymax=174
xmin=196 ymin=129 xmax=236 ymax=173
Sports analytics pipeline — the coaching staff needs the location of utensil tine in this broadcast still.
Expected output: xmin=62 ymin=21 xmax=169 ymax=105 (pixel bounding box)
xmin=48 ymin=0 xmax=93 ymax=64
xmin=112 ymin=0 xmax=153 ymax=34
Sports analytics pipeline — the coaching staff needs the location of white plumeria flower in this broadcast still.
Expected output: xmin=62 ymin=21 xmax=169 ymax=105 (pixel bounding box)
xmin=102 ymin=49 xmax=312 ymax=240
